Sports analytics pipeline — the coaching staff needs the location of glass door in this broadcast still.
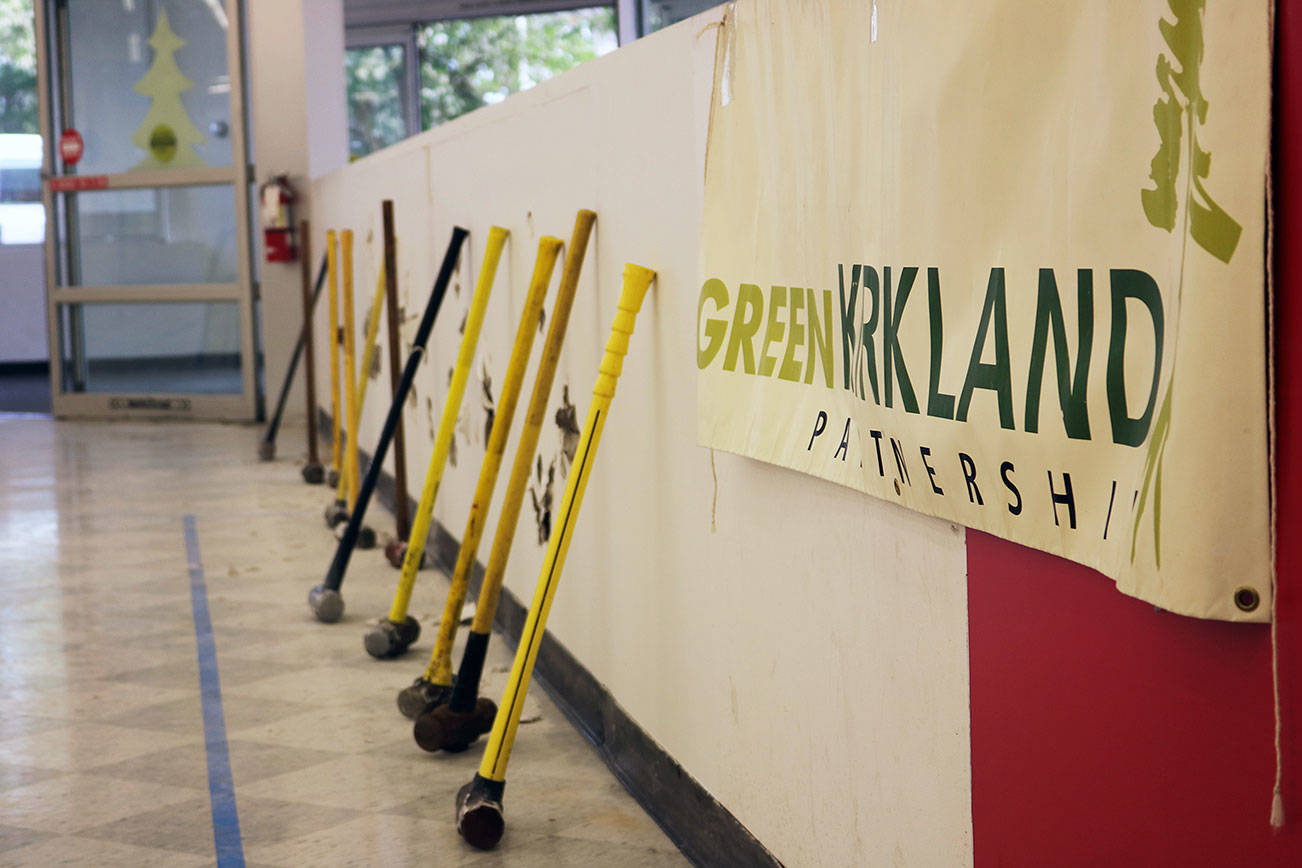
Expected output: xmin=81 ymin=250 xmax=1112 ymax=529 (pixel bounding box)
xmin=36 ymin=0 xmax=257 ymax=419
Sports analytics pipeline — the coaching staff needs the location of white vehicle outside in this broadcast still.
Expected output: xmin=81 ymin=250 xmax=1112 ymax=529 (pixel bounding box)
xmin=0 ymin=134 xmax=45 ymax=246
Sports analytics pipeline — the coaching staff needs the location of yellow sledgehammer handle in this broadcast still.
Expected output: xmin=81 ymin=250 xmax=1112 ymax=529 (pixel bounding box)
xmin=334 ymin=264 xmax=387 ymax=505
xmin=469 ymin=212 xmax=594 ymax=637
xmin=478 ymin=263 xmax=656 ymax=782
xmin=341 ymin=230 xmax=361 ymax=509
xmin=326 ymin=231 xmax=342 ymax=479
xmin=422 ymin=230 xmax=575 ymax=688
xmin=389 ymin=226 xmax=509 ymax=623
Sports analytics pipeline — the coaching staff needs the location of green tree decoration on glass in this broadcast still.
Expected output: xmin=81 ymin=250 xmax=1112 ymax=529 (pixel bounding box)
xmin=1134 ymin=0 xmax=1241 ymax=566
xmin=131 ymin=9 xmax=205 ymax=170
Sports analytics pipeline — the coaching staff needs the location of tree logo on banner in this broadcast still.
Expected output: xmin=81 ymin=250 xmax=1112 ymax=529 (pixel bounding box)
xmin=1136 ymin=0 xmax=1242 ymax=565
xmin=131 ymin=10 xmax=205 ymax=170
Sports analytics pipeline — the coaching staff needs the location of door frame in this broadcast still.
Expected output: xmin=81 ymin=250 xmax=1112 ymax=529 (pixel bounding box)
xmin=36 ymin=0 xmax=258 ymax=421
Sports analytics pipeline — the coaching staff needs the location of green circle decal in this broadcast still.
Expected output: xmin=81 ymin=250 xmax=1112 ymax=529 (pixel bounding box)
xmin=148 ymin=124 xmax=178 ymax=163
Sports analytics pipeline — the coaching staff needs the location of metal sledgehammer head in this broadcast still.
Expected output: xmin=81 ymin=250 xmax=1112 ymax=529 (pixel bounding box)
xmin=385 ymin=539 xmax=435 ymax=570
xmin=308 ymin=585 xmax=344 ymax=623
xmin=396 ymin=676 xmax=451 ymax=719
xmin=413 ymin=697 xmax=497 ymax=753
xmin=324 ymin=499 xmax=349 ymax=528
xmin=384 ymin=538 xmax=407 ymax=569
xmin=456 ymin=775 xmax=505 ymax=851
xmin=363 ymin=616 xmax=420 ymax=659
xmin=338 ymin=522 xmax=377 ymax=549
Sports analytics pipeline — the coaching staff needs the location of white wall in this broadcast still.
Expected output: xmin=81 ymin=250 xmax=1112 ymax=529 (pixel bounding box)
xmin=0 ymin=244 xmax=47 ymax=362
xmin=311 ymin=10 xmax=973 ymax=865
xmin=247 ymin=0 xmax=347 ymax=422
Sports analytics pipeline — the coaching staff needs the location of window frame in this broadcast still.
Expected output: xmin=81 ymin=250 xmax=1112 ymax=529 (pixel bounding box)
xmin=345 ymin=24 xmax=423 ymax=146
xmin=344 ymin=2 xmax=624 ymax=154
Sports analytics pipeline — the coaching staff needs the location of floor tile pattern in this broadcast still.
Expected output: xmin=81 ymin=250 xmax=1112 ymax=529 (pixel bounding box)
xmin=0 ymin=417 xmax=686 ymax=866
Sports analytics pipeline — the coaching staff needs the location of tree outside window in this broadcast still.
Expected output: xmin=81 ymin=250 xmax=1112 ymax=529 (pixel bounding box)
xmin=346 ymin=43 xmax=409 ymax=159
xmin=0 ymin=0 xmax=41 ymax=246
xmin=418 ymin=8 xmax=616 ymax=130
xmin=0 ymin=0 xmax=37 ymax=134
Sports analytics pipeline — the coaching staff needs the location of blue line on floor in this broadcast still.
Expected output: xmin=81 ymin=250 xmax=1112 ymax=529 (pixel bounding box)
xmin=183 ymin=514 xmax=246 ymax=868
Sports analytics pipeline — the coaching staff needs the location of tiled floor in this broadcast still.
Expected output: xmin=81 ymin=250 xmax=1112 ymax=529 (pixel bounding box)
xmin=0 ymin=416 xmax=687 ymax=866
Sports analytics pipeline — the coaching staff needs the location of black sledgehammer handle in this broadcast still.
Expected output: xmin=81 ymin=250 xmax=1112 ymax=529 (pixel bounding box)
xmin=448 ymin=630 xmax=490 ymax=713
xmin=263 ymin=251 xmax=328 ymax=448
xmin=322 ymin=226 xmax=469 ymax=591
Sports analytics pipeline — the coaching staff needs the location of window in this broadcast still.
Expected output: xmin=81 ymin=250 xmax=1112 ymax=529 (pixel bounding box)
xmin=0 ymin=132 xmax=42 ymax=244
xmin=0 ymin=0 xmax=42 ymax=245
xmin=419 ymin=8 xmax=617 ymax=129
xmin=639 ymin=0 xmax=718 ymax=34
xmin=0 ymin=164 xmax=39 ymax=202
xmin=345 ymin=6 xmax=617 ymax=159
xmin=0 ymin=0 xmax=38 ymax=135
xmin=346 ymin=42 xmax=412 ymax=159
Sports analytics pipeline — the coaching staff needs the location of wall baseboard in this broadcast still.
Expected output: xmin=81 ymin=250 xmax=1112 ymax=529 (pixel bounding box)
xmin=316 ymin=409 xmax=783 ymax=868
xmin=0 ymin=361 xmax=47 ymax=375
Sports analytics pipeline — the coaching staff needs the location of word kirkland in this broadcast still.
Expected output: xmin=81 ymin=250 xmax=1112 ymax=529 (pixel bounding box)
xmin=698 ymin=265 xmax=1170 ymax=534
xmin=698 ymin=265 xmax=1165 ymax=445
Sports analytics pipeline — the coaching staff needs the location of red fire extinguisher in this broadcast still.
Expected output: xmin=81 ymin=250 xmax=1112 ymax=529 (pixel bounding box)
xmin=260 ymin=174 xmax=298 ymax=262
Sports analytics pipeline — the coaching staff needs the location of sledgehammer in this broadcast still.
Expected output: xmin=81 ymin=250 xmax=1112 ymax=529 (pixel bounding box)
xmin=456 ymin=263 xmax=656 ymax=850
xmin=307 ymin=225 xmax=468 ymax=623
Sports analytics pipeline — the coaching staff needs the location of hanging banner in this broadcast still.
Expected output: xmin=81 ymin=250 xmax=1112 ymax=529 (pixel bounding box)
xmin=697 ymin=0 xmax=1273 ymax=621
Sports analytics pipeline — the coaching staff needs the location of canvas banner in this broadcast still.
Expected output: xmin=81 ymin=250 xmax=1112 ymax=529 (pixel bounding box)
xmin=697 ymin=0 xmax=1273 ymax=621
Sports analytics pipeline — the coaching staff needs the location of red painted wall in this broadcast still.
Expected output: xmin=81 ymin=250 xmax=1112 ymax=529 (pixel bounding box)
xmin=967 ymin=4 xmax=1302 ymax=864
